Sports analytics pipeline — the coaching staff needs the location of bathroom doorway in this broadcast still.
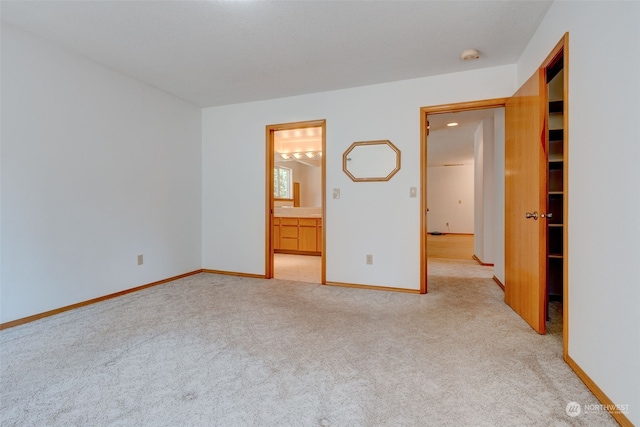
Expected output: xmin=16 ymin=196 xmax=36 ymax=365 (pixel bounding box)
xmin=265 ymin=119 xmax=326 ymax=283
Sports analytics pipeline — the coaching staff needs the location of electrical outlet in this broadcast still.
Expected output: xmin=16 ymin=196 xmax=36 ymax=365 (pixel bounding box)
xmin=333 ymin=188 xmax=340 ymax=199
xmin=137 ymin=254 xmax=144 ymax=265
xmin=366 ymin=254 xmax=373 ymax=265
xmin=446 ymin=222 xmax=449 ymax=227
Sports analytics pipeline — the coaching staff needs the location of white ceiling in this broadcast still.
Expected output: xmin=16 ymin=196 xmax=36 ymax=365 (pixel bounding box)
xmin=427 ymin=108 xmax=502 ymax=167
xmin=0 ymin=0 xmax=552 ymax=108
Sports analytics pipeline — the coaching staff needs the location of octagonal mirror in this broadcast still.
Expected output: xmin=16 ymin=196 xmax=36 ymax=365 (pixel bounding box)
xmin=342 ymin=140 xmax=401 ymax=182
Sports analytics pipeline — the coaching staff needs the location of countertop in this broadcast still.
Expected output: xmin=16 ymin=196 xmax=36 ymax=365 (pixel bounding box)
xmin=274 ymin=207 xmax=322 ymax=218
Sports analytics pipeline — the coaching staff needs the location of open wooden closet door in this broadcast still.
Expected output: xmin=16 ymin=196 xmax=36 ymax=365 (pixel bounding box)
xmin=504 ymin=68 xmax=547 ymax=334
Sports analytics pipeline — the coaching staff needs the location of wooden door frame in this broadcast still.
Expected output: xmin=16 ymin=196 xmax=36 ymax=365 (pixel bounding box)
xmin=265 ymin=119 xmax=326 ymax=283
xmin=541 ymin=33 xmax=569 ymax=358
xmin=419 ymin=98 xmax=508 ymax=294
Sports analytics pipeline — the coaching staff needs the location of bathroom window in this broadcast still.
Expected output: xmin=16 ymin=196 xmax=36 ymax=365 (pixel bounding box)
xmin=274 ymin=166 xmax=292 ymax=199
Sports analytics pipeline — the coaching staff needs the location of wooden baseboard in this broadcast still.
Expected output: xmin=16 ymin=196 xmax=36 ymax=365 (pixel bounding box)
xmin=472 ymin=254 xmax=494 ymax=266
xmin=565 ymin=354 xmax=634 ymax=427
xmin=324 ymin=281 xmax=420 ymax=294
xmin=492 ymin=276 xmax=505 ymax=291
xmin=202 ymin=269 xmax=266 ymax=279
xmin=0 ymin=270 xmax=203 ymax=331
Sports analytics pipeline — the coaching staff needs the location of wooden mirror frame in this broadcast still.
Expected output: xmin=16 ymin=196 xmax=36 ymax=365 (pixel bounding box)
xmin=342 ymin=140 xmax=401 ymax=182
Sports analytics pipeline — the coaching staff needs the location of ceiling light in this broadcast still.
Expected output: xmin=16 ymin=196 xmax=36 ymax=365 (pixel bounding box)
xmin=279 ymin=151 xmax=323 ymax=160
xmin=447 ymin=122 xmax=459 ymax=127
xmin=460 ymin=48 xmax=480 ymax=61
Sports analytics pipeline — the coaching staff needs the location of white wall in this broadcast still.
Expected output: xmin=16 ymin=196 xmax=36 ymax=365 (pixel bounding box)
xmin=473 ymin=122 xmax=485 ymax=258
xmin=202 ymin=65 xmax=516 ymax=288
xmin=0 ymin=24 xmax=202 ymax=323
xmin=426 ymin=165 xmax=474 ymax=234
xmin=473 ymin=118 xmax=495 ymax=264
xmin=301 ymin=163 xmax=322 ymax=208
xmin=0 ymin=22 xmax=3 ymax=326
xmin=517 ymin=2 xmax=640 ymax=423
xmin=493 ymin=109 xmax=506 ymax=283
xmin=481 ymin=118 xmax=495 ymax=264
xmin=288 ymin=161 xmax=322 ymax=207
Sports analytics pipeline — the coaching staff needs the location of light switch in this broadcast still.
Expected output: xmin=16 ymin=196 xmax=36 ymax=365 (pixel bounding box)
xmin=333 ymin=188 xmax=340 ymax=199
xmin=409 ymin=187 xmax=417 ymax=198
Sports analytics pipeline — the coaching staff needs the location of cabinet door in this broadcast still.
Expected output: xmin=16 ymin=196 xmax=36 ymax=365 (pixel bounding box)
xmin=299 ymin=221 xmax=317 ymax=252
xmin=280 ymin=218 xmax=299 ymax=250
xmin=273 ymin=218 xmax=280 ymax=250
xmin=280 ymin=219 xmax=298 ymax=238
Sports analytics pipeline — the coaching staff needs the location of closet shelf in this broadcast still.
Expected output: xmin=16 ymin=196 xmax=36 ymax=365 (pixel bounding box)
xmin=549 ymin=129 xmax=563 ymax=142
xmin=549 ymin=100 xmax=564 ymax=113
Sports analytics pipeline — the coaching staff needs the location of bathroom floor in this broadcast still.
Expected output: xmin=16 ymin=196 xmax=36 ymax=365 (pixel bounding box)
xmin=274 ymin=253 xmax=322 ymax=283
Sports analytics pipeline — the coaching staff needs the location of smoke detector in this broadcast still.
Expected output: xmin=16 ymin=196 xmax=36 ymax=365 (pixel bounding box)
xmin=460 ymin=48 xmax=480 ymax=61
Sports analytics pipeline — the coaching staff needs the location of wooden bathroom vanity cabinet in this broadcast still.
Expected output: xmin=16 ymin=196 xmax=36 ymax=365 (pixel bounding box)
xmin=273 ymin=216 xmax=322 ymax=255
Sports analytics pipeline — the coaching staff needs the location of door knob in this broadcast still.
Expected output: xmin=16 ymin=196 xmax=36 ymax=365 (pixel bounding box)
xmin=525 ymin=211 xmax=538 ymax=220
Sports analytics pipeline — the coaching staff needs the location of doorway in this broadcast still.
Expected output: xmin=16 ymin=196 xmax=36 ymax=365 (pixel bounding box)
xmin=426 ymin=109 xmax=503 ymax=265
xmin=265 ymin=119 xmax=326 ymax=283
xmin=420 ymin=99 xmax=508 ymax=294
xmin=420 ymin=36 xmax=568 ymax=352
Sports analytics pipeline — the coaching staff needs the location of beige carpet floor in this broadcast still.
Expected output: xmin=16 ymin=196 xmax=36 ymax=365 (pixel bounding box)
xmin=0 ymin=260 xmax=616 ymax=426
